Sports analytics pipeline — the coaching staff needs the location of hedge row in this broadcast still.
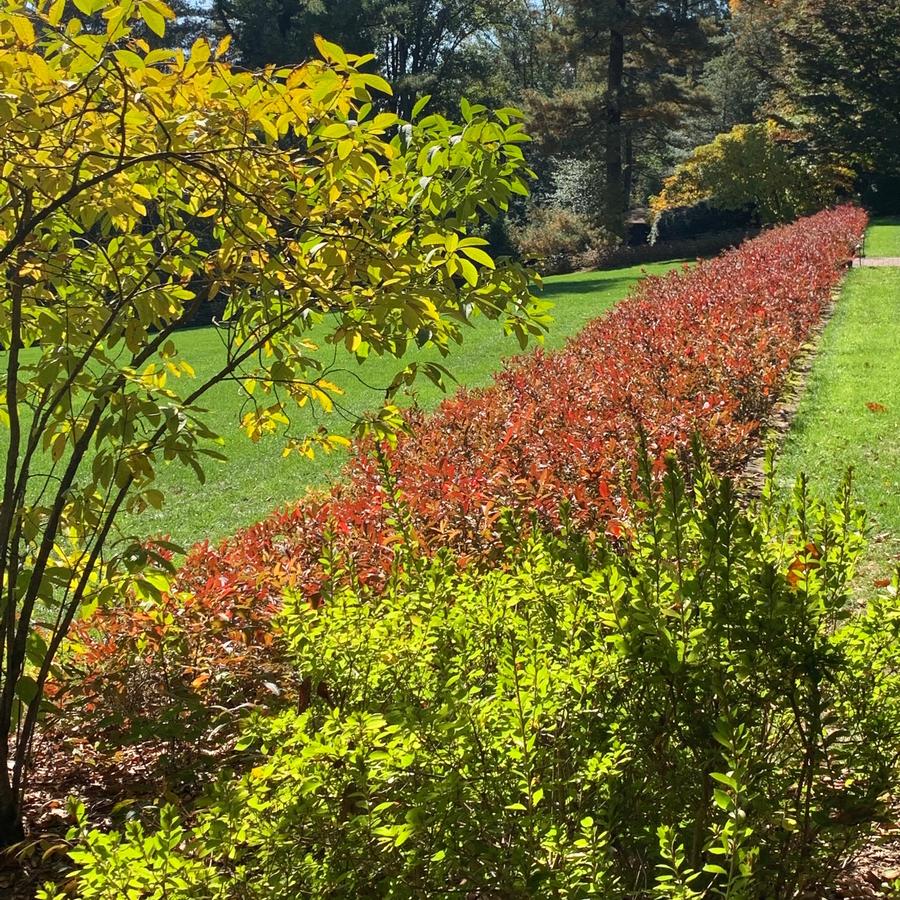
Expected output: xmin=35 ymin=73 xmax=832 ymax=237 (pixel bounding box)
xmin=67 ymin=205 xmax=866 ymax=727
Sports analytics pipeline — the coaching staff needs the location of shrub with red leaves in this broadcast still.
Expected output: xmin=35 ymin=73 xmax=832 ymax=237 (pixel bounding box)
xmin=63 ymin=205 xmax=866 ymax=740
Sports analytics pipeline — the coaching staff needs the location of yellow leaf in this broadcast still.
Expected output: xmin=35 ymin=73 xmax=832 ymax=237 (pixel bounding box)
xmin=10 ymin=15 xmax=35 ymax=45
xmin=460 ymin=246 xmax=495 ymax=269
xmin=28 ymin=54 xmax=52 ymax=81
xmin=48 ymin=0 xmax=66 ymax=26
xmin=189 ymin=38 xmax=210 ymax=65
xmin=140 ymin=2 xmax=165 ymax=36
xmin=359 ymin=73 xmax=393 ymax=96
xmin=316 ymin=379 xmax=345 ymax=396
xmin=313 ymin=34 xmax=348 ymax=66
xmin=114 ymin=49 xmax=145 ymax=70
xmin=458 ymin=257 xmax=478 ymax=287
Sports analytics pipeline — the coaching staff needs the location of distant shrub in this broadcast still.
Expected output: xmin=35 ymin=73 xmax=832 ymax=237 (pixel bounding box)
xmin=650 ymin=122 xmax=848 ymax=238
xmin=46 ymin=456 xmax=900 ymax=899
xmin=650 ymin=199 xmax=756 ymax=243
xmin=514 ymin=206 xmax=617 ymax=273
xmin=59 ymin=206 xmax=867 ymax=750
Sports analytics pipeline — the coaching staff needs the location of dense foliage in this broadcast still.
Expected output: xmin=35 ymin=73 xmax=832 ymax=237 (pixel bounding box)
xmin=514 ymin=206 xmax=616 ymax=274
xmin=779 ymin=0 xmax=900 ymax=183
xmin=113 ymin=0 xmax=899 ymax=248
xmin=649 ymin=123 xmax=844 ymax=231
xmin=44 ymin=454 xmax=900 ymax=898
xmin=0 ymin=0 xmax=541 ymax=840
xmin=62 ymin=206 xmax=867 ymax=746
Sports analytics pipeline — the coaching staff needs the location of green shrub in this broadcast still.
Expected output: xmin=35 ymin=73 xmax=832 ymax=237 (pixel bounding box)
xmin=44 ymin=453 xmax=900 ymax=899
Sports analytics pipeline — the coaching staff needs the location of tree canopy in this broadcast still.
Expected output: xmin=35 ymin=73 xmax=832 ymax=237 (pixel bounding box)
xmin=649 ymin=122 xmax=844 ymax=229
xmin=0 ymin=0 xmax=544 ymax=841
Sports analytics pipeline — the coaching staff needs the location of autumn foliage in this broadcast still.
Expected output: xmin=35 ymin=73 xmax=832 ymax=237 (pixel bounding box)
xmin=64 ymin=205 xmax=866 ymax=733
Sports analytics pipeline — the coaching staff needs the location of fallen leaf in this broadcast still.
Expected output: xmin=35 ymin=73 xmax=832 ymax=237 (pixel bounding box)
xmin=866 ymin=402 xmax=888 ymax=413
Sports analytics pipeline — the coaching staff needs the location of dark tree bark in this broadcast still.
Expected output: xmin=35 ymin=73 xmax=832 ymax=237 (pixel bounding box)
xmin=0 ymin=785 xmax=24 ymax=848
xmin=604 ymin=1 xmax=627 ymax=235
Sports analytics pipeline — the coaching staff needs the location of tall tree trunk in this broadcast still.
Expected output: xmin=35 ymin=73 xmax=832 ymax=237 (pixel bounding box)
xmin=0 ymin=771 xmax=23 ymax=847
xmin=605 ymin=3 xmax=627 ymax=236
xmin=623 ymin=126 xmax=634 ymax=213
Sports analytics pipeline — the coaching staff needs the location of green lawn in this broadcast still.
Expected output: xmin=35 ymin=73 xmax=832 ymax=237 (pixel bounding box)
xmin=116 ymin=259 xmax=687 ymax=546
xmin=778 ymin=265 xmax=900 ymax=585
xmin=866 ymin=216 xmax=900 ymax=256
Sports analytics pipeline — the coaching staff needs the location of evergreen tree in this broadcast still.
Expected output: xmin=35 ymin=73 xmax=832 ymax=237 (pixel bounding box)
xmin=525 ymin=0 xmax=723 ymax=232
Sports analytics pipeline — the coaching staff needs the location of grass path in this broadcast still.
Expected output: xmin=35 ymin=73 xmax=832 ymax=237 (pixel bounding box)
xmin=136 ymin=260 xmax=687 ymax=545
xmin=778 ymin=263 xmax=900 ymax=585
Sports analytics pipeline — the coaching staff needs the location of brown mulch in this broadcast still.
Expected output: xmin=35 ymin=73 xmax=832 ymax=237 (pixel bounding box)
xmin=1 ymin=731 xmax=210 ymax=899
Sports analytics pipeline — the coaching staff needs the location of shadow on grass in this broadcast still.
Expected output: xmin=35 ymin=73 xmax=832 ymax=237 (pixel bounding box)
xmin=539 ymin=276 xmax=636 ymax=300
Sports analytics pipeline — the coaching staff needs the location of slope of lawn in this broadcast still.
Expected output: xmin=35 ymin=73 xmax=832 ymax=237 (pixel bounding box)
xmin=133 ymin=259 xmax=688 ymax=545
xmin=778 ymin=265 xmax=900 ymax=583
xmin=866 ymin=216 xmax=900 ymax=256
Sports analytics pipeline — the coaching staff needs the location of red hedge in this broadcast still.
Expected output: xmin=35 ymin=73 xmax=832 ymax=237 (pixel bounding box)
xmin=68 ymin=205 xmax=866 ymax=711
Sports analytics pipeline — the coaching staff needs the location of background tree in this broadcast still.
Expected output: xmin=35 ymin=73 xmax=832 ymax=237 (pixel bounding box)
xmin=779 ymin=0 xmax=900 ymax=190
xmin=207 ymin=0 xmax=507 ymax=117
xmin=696 ymin=0 xmax=781 ymax=135
xmin=518 ymin=0 xmax=723 ymax=234
xmin=649 ymin=121 xmax=842 ymax=230
xmin=0 ymin=0 xmax=542 ymax=842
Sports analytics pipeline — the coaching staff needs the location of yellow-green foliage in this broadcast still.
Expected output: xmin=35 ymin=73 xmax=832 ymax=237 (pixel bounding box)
xmin=651 ymin=122 xmax=842 ymax=226
xmin=45 ymin=453 xmax=900 ymax=899
xmin=0 ymin=0 xmax=544 ymax=838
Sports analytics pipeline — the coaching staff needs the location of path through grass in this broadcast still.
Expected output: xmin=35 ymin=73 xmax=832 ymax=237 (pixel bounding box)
xmin=137 ymin=260 xmax=687 ymax=545
xmin=778 ymin=263 xmax=900 ymax=586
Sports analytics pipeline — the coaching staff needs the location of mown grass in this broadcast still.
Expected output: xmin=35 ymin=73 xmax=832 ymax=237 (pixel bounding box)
xmin=778 ymin=263 xmax=900 ymax=586
xmin=114 ymin=259 xmax=688 ymax=545
xmin=866 ymin=216 xmax=900 ymax=257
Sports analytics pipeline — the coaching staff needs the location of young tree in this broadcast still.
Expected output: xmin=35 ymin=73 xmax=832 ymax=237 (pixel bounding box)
xmin=0 ymin=0 xmax=541 ymax=842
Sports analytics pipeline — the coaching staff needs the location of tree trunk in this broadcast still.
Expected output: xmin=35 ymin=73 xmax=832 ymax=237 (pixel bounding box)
xmin=0 ymin=776 xmax=23 ymax=848
xmin=624 ymin=126 xmax=634 ymax=213
xmin=604 ymin=5 xmax=627 ymax=236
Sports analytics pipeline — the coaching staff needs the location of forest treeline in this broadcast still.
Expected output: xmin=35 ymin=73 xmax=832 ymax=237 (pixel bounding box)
xmin=123 ymin=0 xmax=900 ymax=262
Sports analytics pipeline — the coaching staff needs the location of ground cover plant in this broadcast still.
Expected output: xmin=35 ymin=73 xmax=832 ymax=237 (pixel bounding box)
xmin=0 ymin=0 xmax=543 ymax=842
xmin=63 ymin=206 xmax=867 ymax=754
xmin=44 ymin=453 xmax=900 ymax=899
xmin=779 ymin=263 xmax=900 ymax=585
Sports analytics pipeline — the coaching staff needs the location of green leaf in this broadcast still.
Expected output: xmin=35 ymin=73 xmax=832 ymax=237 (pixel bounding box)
xmin=411 ymin=95 xmax=431 ymax=119
xmin=15 ymin=675 xmax=39 ymax=705
xmin=140 ymin=2 xmax=166 ymax=36
xmin=458 ymin=257 xmax=478 ymax=287
xmin=460 ymin=246 xmax=495 ymax=269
